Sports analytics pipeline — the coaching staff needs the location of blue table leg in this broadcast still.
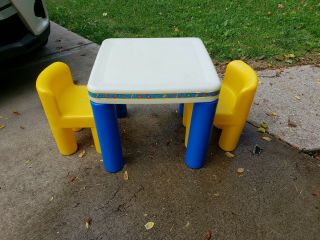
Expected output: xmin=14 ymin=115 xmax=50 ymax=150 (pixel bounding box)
xmin=116 ymin=104 xmax=128 ymax=118
xmin=90 ymin=101 xmax=124 ymax=173
xmin=185 ymin=100 xmax=218 ymax=169
xmin=178 ymin=103 xmax=184 ymax=117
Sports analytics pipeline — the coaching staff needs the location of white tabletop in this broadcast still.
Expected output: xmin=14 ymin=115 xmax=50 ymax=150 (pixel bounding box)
xmin=88 ymin=38 xmax=220 ymax=104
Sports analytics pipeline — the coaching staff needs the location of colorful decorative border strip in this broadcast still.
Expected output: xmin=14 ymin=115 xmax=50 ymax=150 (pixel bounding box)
xmin=88 ymin=91 xmax=219 ymax=99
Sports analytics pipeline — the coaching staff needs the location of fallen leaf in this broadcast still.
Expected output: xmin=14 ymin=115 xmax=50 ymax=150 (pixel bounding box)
xmin=78 ymin=150 xmax=86 ymax=158
xmin=288 ymin=119 xmax=297 ymax=128
xmin=13 ymin=111 xmax=21 ymax=116
xmin=20 ymin=126 xmax=25 ymax=129
xmin=275 ymin=69 xmax=284 ymax=76
xmin=170 ymin=223 xmax=174 ymax=232
xmin=237 ymin=168 xmax=245 ymax=174
xmin=68 ymin=176 xmax=77 ymax=183
xmin=262 ymin=136 xmax=272 ymax=142
xmin=225 ymin=152 xmax=235 ymax=158
xmin=285 ymin=53 xmax=295 ymax=59
xmin=123 ymin=170 xmax=129 ymax=181
xmin=185 ymin=221 xmax=190 ymax=227
xmin=257 ymin=127 xmax=266 ymax=133
xmin=278 ymin=3 xmax=284 ymax=8
xmin=266 ymin=112 xmax=278 ymax=117
xmin=0 ymin=125 xmax=5 ymax=129
xmin=144 ymin=221 xmax=155 ymax=230
xmin=204 ymin=230 xmax=213 ymax=240
xmin=143 ymin=213 xmax=148 ymax=217
xmin=85 ymin=217 xmax=92 ymax=229
xmin=294 ymin=95 xmax=301 ymax=100
xmin=312 ymin=189 xmax=320 ymax=197
xmin=49 ymin=196 xmax=54 ymax=201
xmin=260 ymin=122 xmax=268 ymax=129
xmin=252 ymin=144 xmax=263 ymax=155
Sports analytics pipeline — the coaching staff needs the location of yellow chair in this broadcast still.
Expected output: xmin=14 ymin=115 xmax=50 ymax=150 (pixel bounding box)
xmin=36 ymin=62 xmax=101 ymax=155
xmin=184 ymin=60 xmax=258 ymax=151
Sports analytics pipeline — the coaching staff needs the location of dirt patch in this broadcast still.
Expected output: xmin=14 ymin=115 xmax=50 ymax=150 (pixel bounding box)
xmin=213 ymin=51 xmax=320 ymax=74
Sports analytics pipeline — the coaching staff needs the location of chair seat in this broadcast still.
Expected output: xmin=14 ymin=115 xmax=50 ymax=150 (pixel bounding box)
xmin=57 ymin=86 xmax=95 ymax=127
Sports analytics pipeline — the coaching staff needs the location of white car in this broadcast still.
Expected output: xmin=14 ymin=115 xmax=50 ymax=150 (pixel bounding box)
xmin=0 ymin=0 xmax=50 ymax=61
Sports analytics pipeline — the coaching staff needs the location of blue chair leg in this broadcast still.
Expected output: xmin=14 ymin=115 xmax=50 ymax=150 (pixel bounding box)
xmin=90 ymin=101 xmax=124 ymax=173
xmin=178 ymin=103 xmax=184 ymax=117
xmin=185 ymin=100 xmax=218 ymax=169
xmin=116 ymin=104 xmax=128 ymax=118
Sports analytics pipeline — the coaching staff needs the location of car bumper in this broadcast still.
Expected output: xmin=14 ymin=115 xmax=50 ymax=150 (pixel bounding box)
xmin=0 ymin=21 xmax=50 ymax=62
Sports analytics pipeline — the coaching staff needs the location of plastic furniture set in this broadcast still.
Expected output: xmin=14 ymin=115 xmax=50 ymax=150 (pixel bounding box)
xmin=36 ymin=37 xmax=258 ymax=173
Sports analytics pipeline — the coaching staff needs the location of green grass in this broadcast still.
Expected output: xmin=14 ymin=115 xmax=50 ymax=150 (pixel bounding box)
xmin=46 ymin=0 xmax=320 ymax=61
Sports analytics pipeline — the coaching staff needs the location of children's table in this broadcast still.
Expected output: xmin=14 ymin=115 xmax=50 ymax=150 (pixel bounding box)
xmin=88 ymin=38 xmax=221 ymax=173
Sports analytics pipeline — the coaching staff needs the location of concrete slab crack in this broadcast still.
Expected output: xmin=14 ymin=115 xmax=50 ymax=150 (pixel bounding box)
xmin=116 ymin=185 xmax=144 ymax=212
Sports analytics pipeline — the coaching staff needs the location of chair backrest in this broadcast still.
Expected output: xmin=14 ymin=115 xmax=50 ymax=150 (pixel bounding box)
xmin=223 ymin=60 xmax=258 ymax=120
xmin=36 ymin=62 xmax=74 ymax=125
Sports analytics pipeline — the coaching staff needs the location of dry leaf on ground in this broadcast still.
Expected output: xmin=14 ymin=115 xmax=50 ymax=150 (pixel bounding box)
xmin=278 ymin=3 xmax=284 ymax=8
xmin=285 ymin=53 xmax=295 ymax=59
xmin=262 ymin=136 xmax=272 ymax=142
xmin=225 ymin=152 xmax=235 ymax=158
xmin=288 ymin=119 xmax=297 ymax=128
xmin=266 ymin=112 xmax=278 ymax=117
xmin=13 ymin=111 xmax=21 ymax=116
xmin=294 ymin=95 xmax=301 ymax=100
xmin=257 ymin=127 xmax=266 ymax=133
xmin=78 ymin=150 xmax=86 ymax=158
xmin=68 ymin=176 xmax=77 ymax=183
xmin=260 ymin=122 xmax=268 ymax=129
xmin=0 ymin=125 xmax=5 ymax=129
xmin=204 ymin=230 xmax=213 ymax=240
xmin=123 ymin=170 xmax=129 ymax=181
xmin=144 ymin=221 xmax=155 ymax=230
xmin=312 ymin=190 xmax=320 ymax=197
xmin=85 ymin=217 xmax=92 ymax=229
xmin=237 ymin=168 xmax=245 ymax=174
xmin=275 ymin=69 xmax=284 ymax=76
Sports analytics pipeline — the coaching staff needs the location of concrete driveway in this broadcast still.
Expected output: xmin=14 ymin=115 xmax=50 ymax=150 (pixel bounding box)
xmin=0 ymin=23 xmax=319 ymax=240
